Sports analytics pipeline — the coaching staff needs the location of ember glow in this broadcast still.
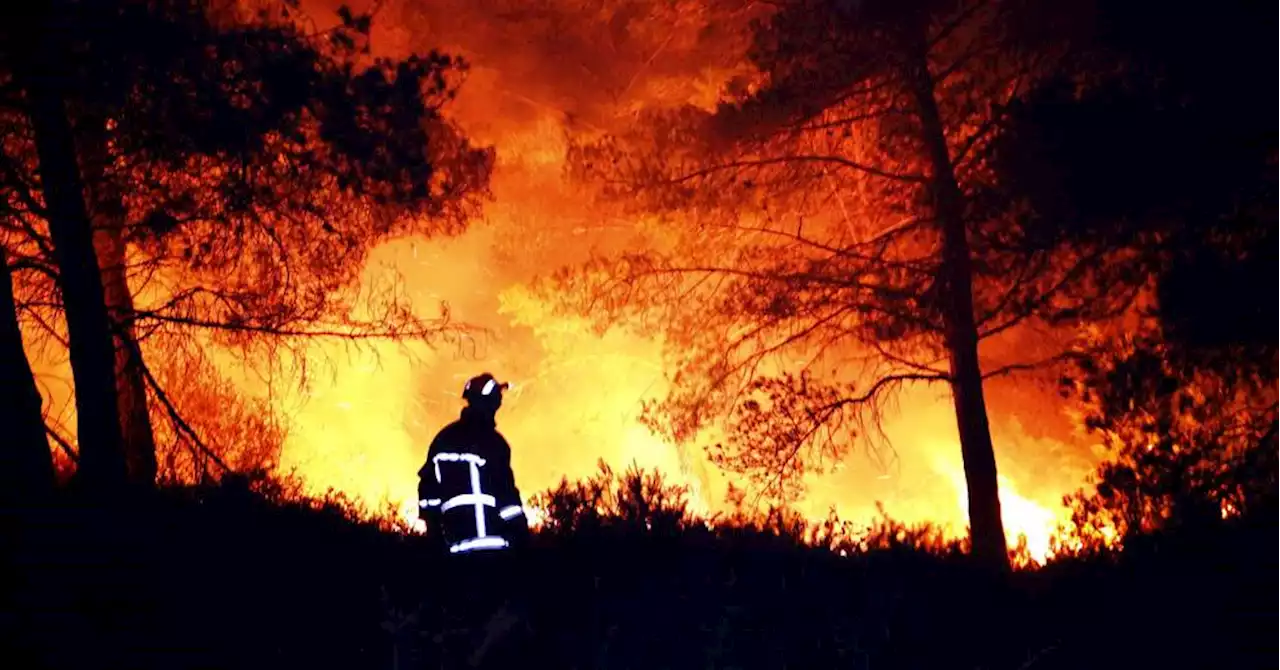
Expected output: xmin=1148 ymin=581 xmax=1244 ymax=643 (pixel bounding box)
xmin=29 ymin=0 xmax=1110 ymax=564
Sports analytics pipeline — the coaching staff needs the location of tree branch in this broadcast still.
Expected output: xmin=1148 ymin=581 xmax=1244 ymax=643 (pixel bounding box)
xmin=666 ymin=155 xmax=927 ymax=186
xmin=794 ymin=107 xmax=910 ymax=133
xmin=134 ymin=309 xmax=477 ymax=341
xmin=980 ymin=352 xmax=1078 ymax=380
xmin=45 ymin=423 xmax=79 ymax=462
xmin=927 ymin=0 xmax=992 ymax=51
xmin=0 ymin=152 xmax=48 ymax=218
xmin=842 ymin=371 xmax=949 ymax=407
xmin=136 ymin=352 xmax=232 ymax=474
xmin=870 ymin=340 xmax=949 ymax=375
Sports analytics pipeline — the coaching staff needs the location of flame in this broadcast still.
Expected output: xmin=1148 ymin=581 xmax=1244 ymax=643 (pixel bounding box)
xmin=938 ymin=464 xmax=1062 ymax=564
xmin=21 ymin=0 xmax=1110 ymax=559
xmin=998 ymin=483 xmax=1060 ymax=564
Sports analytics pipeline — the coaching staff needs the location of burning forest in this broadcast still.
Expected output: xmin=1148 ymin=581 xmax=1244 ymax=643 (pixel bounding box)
xmin=14 ymin=0 xmax=1111 ymax=557
xmin=277 ymin=0 xmax=1108 ymax=561
xmin=0 ymin=0 xmax=1275 ymax=668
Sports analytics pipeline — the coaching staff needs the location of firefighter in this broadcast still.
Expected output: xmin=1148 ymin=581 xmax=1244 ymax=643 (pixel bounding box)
xmin=417 ymin=372 xmax=531 ymax=667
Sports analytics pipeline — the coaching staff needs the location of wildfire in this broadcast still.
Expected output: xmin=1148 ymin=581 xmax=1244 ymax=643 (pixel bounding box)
xmin=938 ymin=464 xmax=1063 ymax=564
xmin=23 ymin=0 xmax=1107 ymax=564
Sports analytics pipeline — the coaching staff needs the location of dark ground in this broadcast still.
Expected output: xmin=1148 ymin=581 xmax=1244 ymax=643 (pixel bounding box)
xmin=1 ymin=478 xmax=1274 ymax=670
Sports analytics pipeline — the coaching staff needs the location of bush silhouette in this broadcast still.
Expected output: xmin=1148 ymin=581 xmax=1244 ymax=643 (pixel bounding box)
xmin=1 ymin=463 xmax=1274 ymax=670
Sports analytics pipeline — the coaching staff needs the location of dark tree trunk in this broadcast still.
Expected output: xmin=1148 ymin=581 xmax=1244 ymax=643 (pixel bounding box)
xmin=0 ymin=248 xmax=56 ymax=505
xmin=18 ymin=67 xmax=128 ymax=494
xmin=908 ymin=55 xmax=1010 ymax=572
xmin=83 ymin=127 xmax=158 ymax=486
xmin=95 ymin=217 xmax=157 ymax=485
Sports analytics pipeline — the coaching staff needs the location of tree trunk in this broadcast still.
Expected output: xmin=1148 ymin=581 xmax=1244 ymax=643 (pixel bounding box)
xmin=19 ymin=70 xmax=128 ymax=494
xmin=0 ymin=248 xmax=56 ymax=505
xmin=95 ymin=217 xmax=157 ymax=485
xmin=908 ymin=56 xmax=1010 ymax=572
xmin=83 ymin=127 xmax=158 ymax=487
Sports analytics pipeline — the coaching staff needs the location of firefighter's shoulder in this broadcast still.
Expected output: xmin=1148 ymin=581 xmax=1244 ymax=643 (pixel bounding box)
xmin=428 ymin=420 xmax=468 ymax=448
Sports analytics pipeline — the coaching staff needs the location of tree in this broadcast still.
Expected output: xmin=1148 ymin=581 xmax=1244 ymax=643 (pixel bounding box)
xmin=1015 ymin=0 xmax=1279 ymax=543
xmin=5 ymin=11 xmax=130 ymax=491
xmin=0 ymin=0 xmax=493 ymax=490
xmin=0 ymin=246 xmax=55 ymax=504
xmin=560 ymin=0 xmax=1135 ymax=570
xmin=1062 ymin=330 xmax=1277 ymax=544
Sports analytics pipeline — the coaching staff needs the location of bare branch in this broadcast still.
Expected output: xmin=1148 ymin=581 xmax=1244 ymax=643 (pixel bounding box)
xmin=666 ymin=155 xmax=927 ymax=186
xmin=133 ymin=309 xmax=478 ymax=342
xmin=870 ymin=340 xmax=948 ymax=375
xmin=927 ymin=0 xmax=992 ymax=51
xmin=136 ymin=351 xmax=232 ymax=474
xmin=20 ymin=305 xmax=69 ymax=348
xmin=842 ymin=371 xmax=949 ymax=407
xmin=7 ymin=255 xmax=60 ymax=282
xmin=981 ymin=352 xmax=1077 ymax=380
xmin=45 ymin=423 xmax=79 ymax=461
xmin=0 ymin=153 xmax=47 ymax=218
xmin=794 ymin=107 xmax=910 ymax=133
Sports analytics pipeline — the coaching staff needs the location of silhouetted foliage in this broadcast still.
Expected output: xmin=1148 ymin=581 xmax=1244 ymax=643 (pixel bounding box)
xmin=1 ymin=466 xmax=1274 ymax=669
xmin=988 ymin=0 xmax=1280 ymax=547
xmin=0 ymin=1 xmax=1274 ymax=665
xmin=1061 ymin=336 xmax=1277 ymax=545
xmin=532 ymin=460 xmax=696 ymax=538
xmin=0 ymin=0 xmax=494 ymax=493
xmin=991 ymin=0 xmax=1277 ymax=369
xmin=557 ymin=0 xmax=1155 ymax=571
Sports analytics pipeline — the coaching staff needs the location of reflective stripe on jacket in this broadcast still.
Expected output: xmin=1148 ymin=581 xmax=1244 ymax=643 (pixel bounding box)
xmin=417 ymin=410 xmax=525 ymax=554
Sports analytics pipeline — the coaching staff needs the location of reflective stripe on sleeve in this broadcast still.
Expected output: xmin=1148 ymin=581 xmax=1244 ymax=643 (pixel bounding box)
xmin=449 ymin=536 xmax=510 ymax=554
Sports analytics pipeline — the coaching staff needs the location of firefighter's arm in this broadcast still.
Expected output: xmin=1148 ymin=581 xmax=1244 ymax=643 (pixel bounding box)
xmin=416 ymin=437 xmax=444 ymax=524
xmin=493 ymin=435 xmax=529 ymax=535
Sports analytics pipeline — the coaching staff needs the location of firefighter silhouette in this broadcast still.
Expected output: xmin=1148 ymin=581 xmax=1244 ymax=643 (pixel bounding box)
xmin=417 ymin=372 xmax=533 ymax=668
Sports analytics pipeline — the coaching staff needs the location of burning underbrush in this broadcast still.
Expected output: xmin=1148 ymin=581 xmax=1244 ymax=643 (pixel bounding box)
xmin=3 ymin=465 xmax=1274 ymax=670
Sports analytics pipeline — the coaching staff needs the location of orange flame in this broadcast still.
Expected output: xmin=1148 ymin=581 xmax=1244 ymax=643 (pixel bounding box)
xmin=21 ymin=0 xmax=1107 ymax=563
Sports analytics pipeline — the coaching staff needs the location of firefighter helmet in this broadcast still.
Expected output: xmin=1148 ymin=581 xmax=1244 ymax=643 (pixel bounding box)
xmin=461 ymin=372 xmax=508 ymax=403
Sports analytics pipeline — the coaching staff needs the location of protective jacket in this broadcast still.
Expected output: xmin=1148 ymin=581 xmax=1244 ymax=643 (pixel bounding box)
xmin=417 ymin=407 xmax=527 ymax=554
